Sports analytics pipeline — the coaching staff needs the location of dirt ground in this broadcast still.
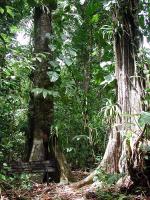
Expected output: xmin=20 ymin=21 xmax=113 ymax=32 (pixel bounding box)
xmin=1 ymin=171 xmax=150 ymax=200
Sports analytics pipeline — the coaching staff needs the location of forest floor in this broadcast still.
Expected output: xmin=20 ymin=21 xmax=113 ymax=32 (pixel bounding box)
xmin=1 ymin=170 xmax=150 ymax=200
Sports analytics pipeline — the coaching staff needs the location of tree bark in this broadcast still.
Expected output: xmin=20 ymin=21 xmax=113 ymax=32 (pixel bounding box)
xmin=107 ymin=1 xmax=146 ymax=186
xmin=101 ymin=0 xmax=143 ymax=175
xmin=26 ymin=5 xmax=72 ymax=183
xmin=72 ymin=0 xmax=149 ymax=189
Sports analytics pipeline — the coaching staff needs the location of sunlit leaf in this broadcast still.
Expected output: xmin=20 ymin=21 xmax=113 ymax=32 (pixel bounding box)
xmin=91 ymin=14 xmax=99 ymax=23
xmin=72 ymin=135 xmax=89 ymax=141
xmin=47 ymin=71 xmax=59 ymax=82
xmin=32 ymin=88 xmax=43 ymax=95
xmin=80 ymin=0 xmax=85 ymax=5
xmin=36 ymin=57 xmax=42 ymax=62
xmin=42 ymin=89 xmax=48 ymax=99
xmin=100 ymin=74 xmax=115 ymax=86
xmin=64 ymin=57 xmax=72 ymax=66
xmin=6 ymin=6 xmax=14 ymax=18
xmin=0 ymin=7 xmax=4 ymax=14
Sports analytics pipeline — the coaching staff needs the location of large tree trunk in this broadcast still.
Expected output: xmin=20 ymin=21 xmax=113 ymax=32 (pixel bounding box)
xmin=101 ymin=0 xmax=143 ymax=175
xmin=26 ymin=5 xmax=72 ymax=183
xmin=28 ymin=6 xmax=53 ymax=162
xmin=73 ymin=0 xmax=149 ymax=189
xmin=102 ymin=1 xmax=147 ymax=187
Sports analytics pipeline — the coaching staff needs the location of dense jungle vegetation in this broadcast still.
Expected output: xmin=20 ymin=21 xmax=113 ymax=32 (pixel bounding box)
xmin=0 ymin=0 xmax=150 ymax=199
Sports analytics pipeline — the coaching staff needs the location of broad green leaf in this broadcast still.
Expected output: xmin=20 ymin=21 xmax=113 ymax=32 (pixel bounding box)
xmin=0 ymin=174 xmax=6 ymax=180
xmin=10 ymin=26 xmax=18 ymax=33
xmin=0 ymin=7 xmax=4 ymax=14
xmin=69 ymin=49 xmax=76 ymax=57
xmin=42 ymin=89 xmax=48 ymax=99
xmin=100 ymin=74 xmax=115 ymax=86
xmin=47 ymin=71 xmax=59 ymax=82
xmin=3 ymin=163 xmax=7 ymax=167
xmin=52 ymin=91 xmax=59 ymax=97
xmin=139 ymin=112 xmax=150 ymax=126
xmin=80 ymin=0 xmax=85 ymax=5
xmin=48 ymin=44 xmax=56 ymax=51
xmin=0 ymin=33 xmax=9 ymax=43
xmin=32 ymin=88 xmax=43 ymax=95
xmin=105 ymin=74 xmax=114 ymax=82
xmin=64 ymin=57 xmax=72 ymax=66
xmin=47 ymin=90 xmax=59 ymax=97
xmin=47 ymin=91 xmax=53 ymax=96
xmin=91 ymin=14 xmax=99 ymax=23
xmin=36 ymin=57 xmax=42 ymax=62
xmin=6 ymin=6 xmax=14 ymax=18
xmin=49 ymin=61 xmax=58 ymax=68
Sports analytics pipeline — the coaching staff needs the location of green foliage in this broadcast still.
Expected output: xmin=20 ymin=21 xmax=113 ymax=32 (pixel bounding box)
xmin=27 ymin=0 xmax=57 ymax=9
xmin=6 ymin=6 xmax=15 ymax=18
xmin=50 ymin=0 xmax=118 ymax=167
xmin=47 ymin=71 xmax=59 ymax=82
xmin=0 ymin=1 xmax=31 ymax=166
xmin=97 ymin=191 xmax=132 ymax=200
xmin=0 ymin=163 xmax=31 ymax=190
xmin=32 ymin=88 xmax=59 ymax=98
xmin=94 ymin=169 xmax=122 ymax=186
xmin=101 ymin=99 xmax=118 ymax=125
xmin=14 ymin=174 xmax=32 ymax=189
xmin=139 ymin=112 xmax=150 ymax=126
xmin=0 ymin=171 xmax=32 ymax=191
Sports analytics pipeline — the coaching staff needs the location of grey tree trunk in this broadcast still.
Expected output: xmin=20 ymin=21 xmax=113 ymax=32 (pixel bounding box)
xmin=101 ymin=0 xmax=142 ymax=173
xmin=100 ymin=1 xmax=149 ymax=188
xmin=73 ymin=0 xmax=149 ymax=188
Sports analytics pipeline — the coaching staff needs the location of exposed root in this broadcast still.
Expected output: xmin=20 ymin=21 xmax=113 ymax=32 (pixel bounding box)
xmin=71 ymin=169 xmax=97 ymax=188
xmin=116 ymin=175 xmax=134 ymax=192
xmin=53 ymin=143 xmax=74 ymax=183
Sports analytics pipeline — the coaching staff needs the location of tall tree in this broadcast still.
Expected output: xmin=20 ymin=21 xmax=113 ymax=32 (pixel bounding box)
xmin=28 ymin=6 xmax=53 ymax=161
xmin=26 ymin=2 xmax=61 ymax=182
xmin=73 ymin=0 xmax=149 ymax=188
xmin=26 ymin=1 xmax=72 ymax=183
xmin=101 ymin=0 xmax=147 ymax=187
